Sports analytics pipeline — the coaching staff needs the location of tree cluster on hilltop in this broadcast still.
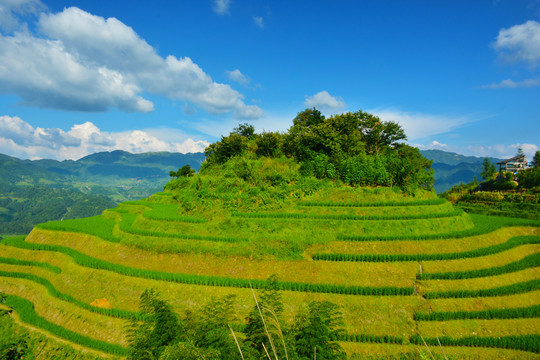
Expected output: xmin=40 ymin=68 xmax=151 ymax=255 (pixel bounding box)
xmin=202 ymin=108 xmax=434 ymax=192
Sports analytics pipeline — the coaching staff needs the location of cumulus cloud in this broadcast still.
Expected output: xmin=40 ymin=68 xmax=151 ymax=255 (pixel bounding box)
xmin=212 ymin=0 xmax=230 ymax=15
xmin=304 ymin=91 xmax=346 ymax=112
xmin=0 ymin=0 xmax=45 ymax=32
xmin=0 ymin=115 xmax=209 ymax=160
xmin=0 ymin=6 xmax=262 ymax=118
xmin=226 ymin=69 xmax=251 ymax=86
xmin=253 ymin=16 xmax=264 ymax=28
xmin=480 ymin=77 xmax=540 ymax=88
xmin=493 ymin=20 xmax=540 ymax=65
xmin=371 ymin=108 xmax=479 ymax=141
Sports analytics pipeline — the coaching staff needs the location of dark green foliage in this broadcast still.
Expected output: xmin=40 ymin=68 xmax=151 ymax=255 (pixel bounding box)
xmin=418 ymin=253 xmax=540 ymax=280
xmin=169 ymin=165 xmax=195 ymax=178
xmin=184 ymin=295 xmax=239 ymax=359
xmin=0 ymin=182 xmax=115 ymax=235
xmin=414 ymin=305 xmax=540 ymax=321
xmin=233 ymin=123 xmax=256 ymax=139
xmin=533 ymin=151 xmax=540 ymax=168
xmin=518 ymin=168 xmax=540 ymax=189
xmin=480 ymin=157 xmax=496 ymax=180
xmin=0 ymin=307 xmax=33 ymax=360
xmin=126 ymin=289 xmax=180 ymax=360
xmin=410 ymin=334 xmax=540 ymax=354
xmin=255 ymin=131 xmax=283 ymax=158
xmin=291 ymin=301 xmax=346 ymax=360
xmin=1 ymin=236 xmax=413 ymax=296
xmin=425 ymin=279 xmax=540 ymax=299
xmin=3 ymin=295 xmax=127 ymax=355
xmin=204 ymin=133 xmax=248 ymax=165
xmin=159 ymin=342 xmax=220 ymax=360
xmin=313 ymin=235 xmax=539 ymax=262
xmin=336 ymin=333 xmax=403 ymax=344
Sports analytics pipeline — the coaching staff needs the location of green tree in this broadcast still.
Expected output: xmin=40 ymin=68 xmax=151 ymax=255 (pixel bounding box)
xmin=232 ymin=123 xmax=256 ymax=138
xmin=532 ymin=151 xmax=540 ymax=168
xmin=0 ymin=296 xmax=32 ymax=360
xmin=255 ymin=131 xmax=283 ymax=158
xmin=244 ymin=275 xmax=286 ymax=359
xmin=204 ymin=133 xmax=248 ymax=164
xmin=480 ymin=157 xmax=496 ymax=180
xmin=291 ymin=301 xmax=346 ymax=360
xmin=126 ymin=289 xmax=181 ymax=360
xmin=185 ymin=295 xmax=239 ymax=359
xmin=356 ymin=110 xmax=406 ymax=155
xmin=516 ymin=147 xmax=525 ymax=157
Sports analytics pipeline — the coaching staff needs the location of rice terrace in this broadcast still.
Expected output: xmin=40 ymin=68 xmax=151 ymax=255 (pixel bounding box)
xmin=1 ymin=109 xmax=539 ymax=360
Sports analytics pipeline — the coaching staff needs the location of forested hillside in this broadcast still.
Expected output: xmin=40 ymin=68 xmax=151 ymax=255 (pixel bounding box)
xmin=0 ymin=151 xmax=205 ymax=234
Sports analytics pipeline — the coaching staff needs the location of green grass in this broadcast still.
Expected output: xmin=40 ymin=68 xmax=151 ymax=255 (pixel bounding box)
xmin=414 ymin=304 xmax=540 ymax=321
xmin=313 ymin=235 xmax=540 ymax=262
xmin=418 ymin=253 xmax=539 ymax=280
xmin=298 ymin=198 xmax=448 ymax=207
xmin=232 ymin=208 xmax=463 ymax=221
xmin=424 ymin=279 xmax=540 ymax=298
xmin=410 ymin=334 xmax=540 ymax=354
xmin=0 ymin=236 xmax=413 ymax=296
xmin=36 ymin=216 xmax=119 ymax=243
xmin=338 ymin=213 xmax=539 ymax=241
xmin=4 ymin=294 xmax=128 ymax=355
xmin=0 ymin=270 xmax=143 ymax=320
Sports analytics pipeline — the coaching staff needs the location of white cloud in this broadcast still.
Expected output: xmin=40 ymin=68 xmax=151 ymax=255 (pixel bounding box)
xmin=226 ymin=69 xmax=250 ymax=86
xmin=0 ymin=6 xmax=263 ymax=118
xmin=212 ymin=0 xmax=230 ymax=15
xmin=0 ymin=115 xmax=209 ymax=160
xmin=0 ymin=0 xmax=45 ymax=32
xmin=304 ymin=91 xmax=346 ymax=112
xmin=371 ymin=108 xmax=479 ymax=141
xmin=253 ymin=16 xmax=264 ymax=28
xmin=480 ymin=77 xmax=540 ymax=88
xmin=494 ymin=20 xmax=540 ymax=65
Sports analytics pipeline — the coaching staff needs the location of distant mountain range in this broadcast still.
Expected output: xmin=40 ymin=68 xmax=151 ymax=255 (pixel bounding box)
xmin=0 ymin=150 xmax=205 ymax=202
xmin=420 ymin=150 xmax=503 ymax=193
xmin=0 ymin=150 xmax=205 ymax=234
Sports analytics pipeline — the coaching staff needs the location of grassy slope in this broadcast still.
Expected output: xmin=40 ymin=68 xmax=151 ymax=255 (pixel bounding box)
xmin=0 ymin=155 xmax=538 ymax=359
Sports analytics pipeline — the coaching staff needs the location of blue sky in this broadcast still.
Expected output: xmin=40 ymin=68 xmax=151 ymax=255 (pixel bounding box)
xmin=0 ymin=0 xmax=538 ymax=160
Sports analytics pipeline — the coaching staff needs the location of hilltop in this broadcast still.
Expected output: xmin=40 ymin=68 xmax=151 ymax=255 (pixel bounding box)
xmin=0 ymin=109 xmax=538 ymax=359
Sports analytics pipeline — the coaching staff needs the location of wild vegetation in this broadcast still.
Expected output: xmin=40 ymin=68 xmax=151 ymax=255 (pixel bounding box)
xmin=0 ymin=109 xmax=538 ymax=359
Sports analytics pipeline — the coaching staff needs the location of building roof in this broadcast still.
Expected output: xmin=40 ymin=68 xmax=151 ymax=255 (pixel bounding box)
xmin=497 ymin=154 xmax=526 ymax=165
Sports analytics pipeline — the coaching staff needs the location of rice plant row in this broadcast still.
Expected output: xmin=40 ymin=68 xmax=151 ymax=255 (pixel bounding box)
xmin=312 ymin=235 xmax=540 ymax=262
xmin=36 ymin=216 xmax=120 ymax=243
xmin=298 ymin=198 xmax=448 ymax=207
xmin=119 ymin=213 xmax=245 ymax=242
xmin=231 ymin=209 xmax=463 ymax=221
xmin=0 ymin=237 xmax=414 ymax=296
xmin=414 ymin=304 xmax=540 ymax=321
xmin=335 ymin=333 xmax=404 ymax=344
xmin=0 ymin=251 xmax=61 ymax=274
xmin=424 ymin=279 xmax=540 ymax=299
xmin=409 ymin=334 xmax=540 ymax=354
xmin=0 ymin=270 xmax=144 ymax=321
xmin=4 ymin=294 xmax=128 ymax=355
xmin=338 ymin=213 xmax=539 ymax=241
xmin=418 ymin=253 xmax=540 ymax=280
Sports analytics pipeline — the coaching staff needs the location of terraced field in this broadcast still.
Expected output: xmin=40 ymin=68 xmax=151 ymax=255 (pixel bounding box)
xmin=0 ymin=187 xmax=538 ymax=359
